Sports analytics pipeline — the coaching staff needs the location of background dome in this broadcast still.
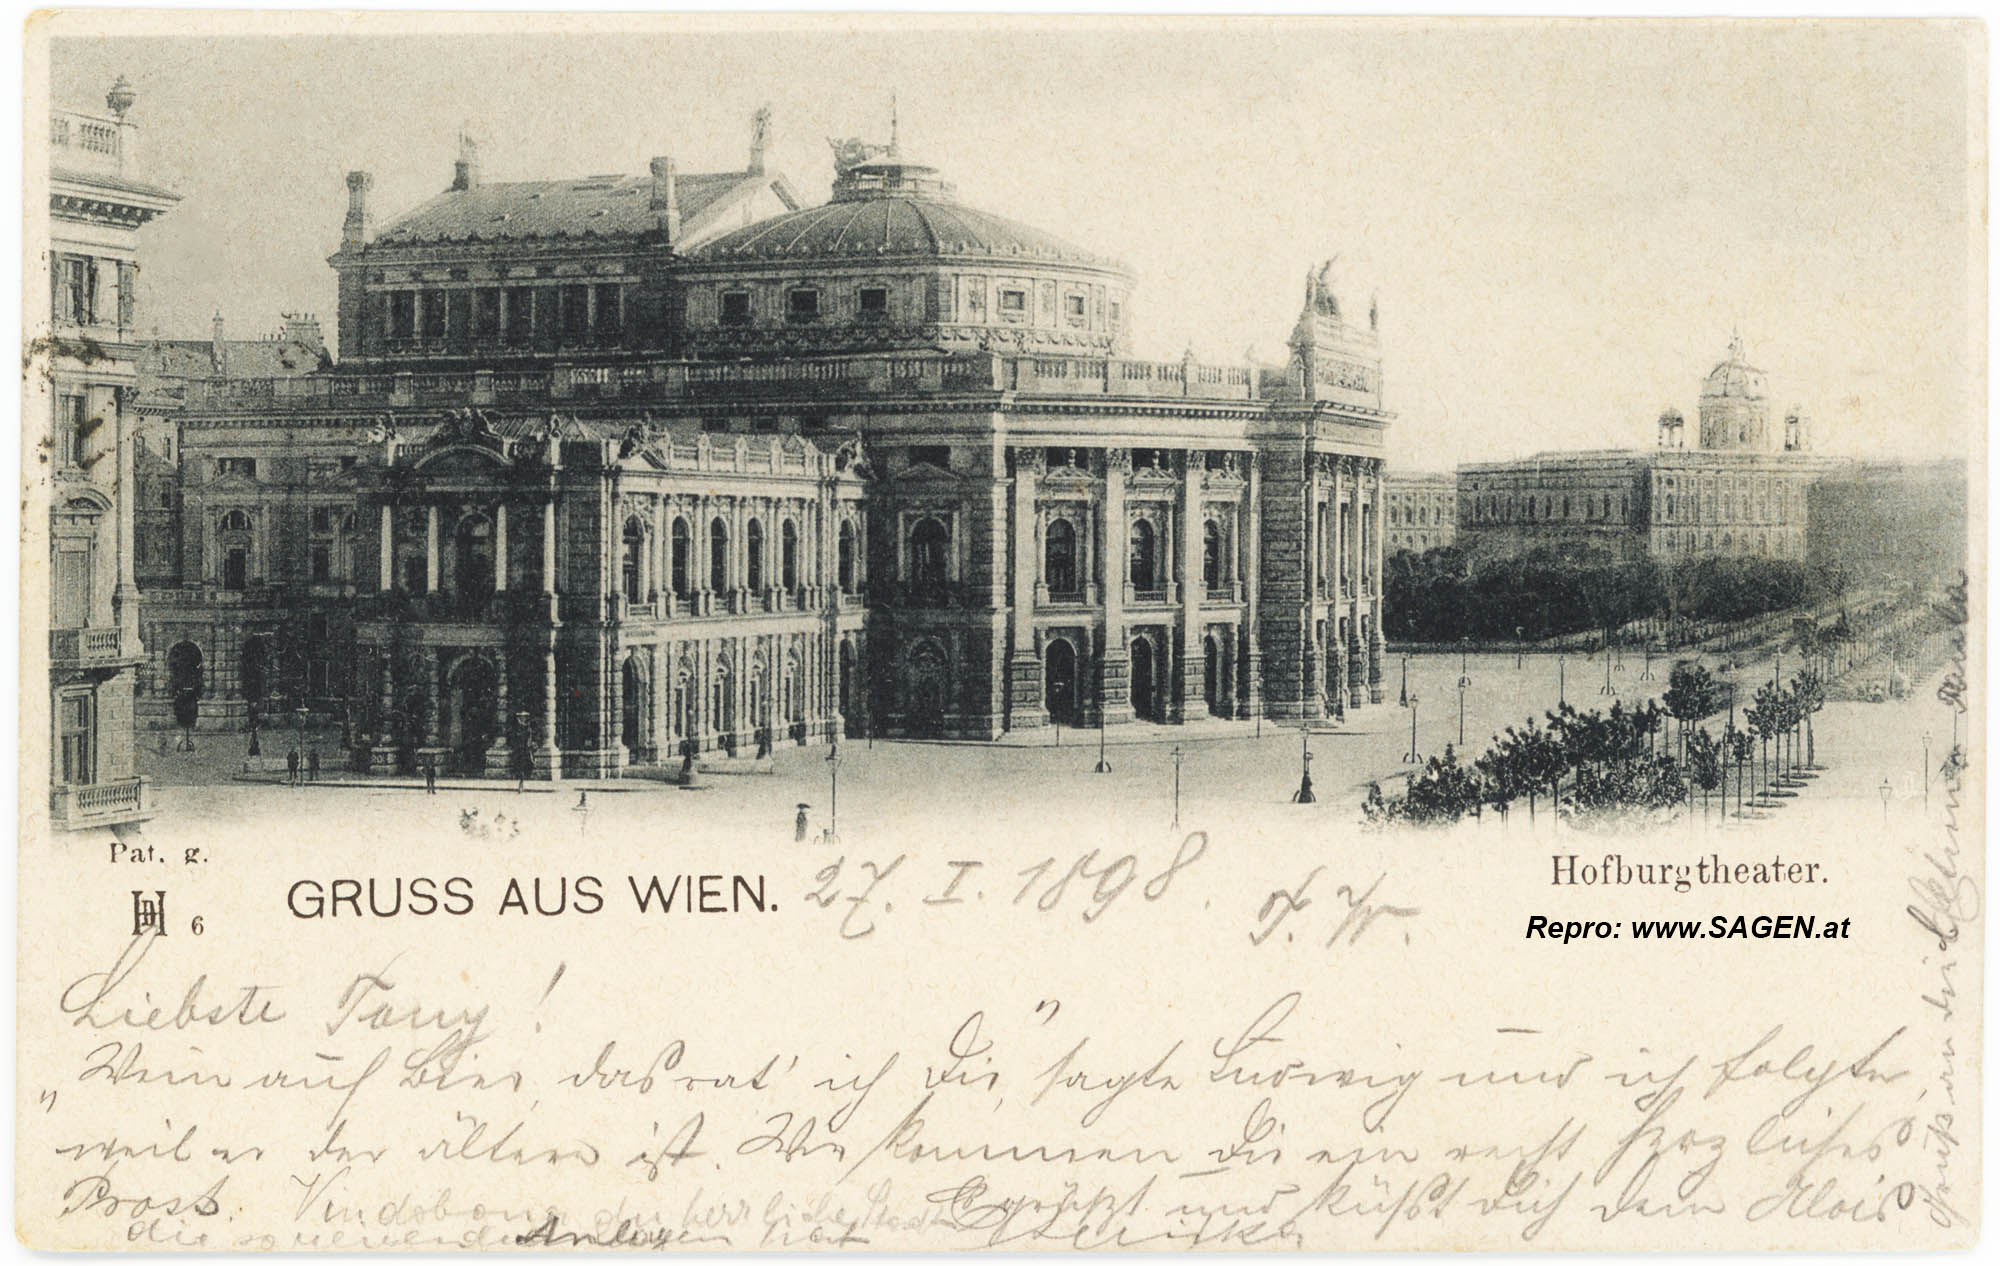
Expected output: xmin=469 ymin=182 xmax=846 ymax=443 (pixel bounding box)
xmin=1700 ymin=334 xmax=1767 ymax=399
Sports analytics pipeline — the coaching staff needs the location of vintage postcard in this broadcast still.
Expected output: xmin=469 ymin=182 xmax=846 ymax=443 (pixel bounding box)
xmin=17 ymin=10 xmax=1986 ymax=1252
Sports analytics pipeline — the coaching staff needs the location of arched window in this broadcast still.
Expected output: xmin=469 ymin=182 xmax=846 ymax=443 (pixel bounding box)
xmin=709 ymin=518 xmax=728 ymax=593
xmin=1044 ymin=518 xmax=1077 ymax=594
xmin=837 ymin=520 xmax=856 ymax=593
xmin=746 ymin=519 xmax=765 ymax=591
xmin=622 ymin=517 xmax=645 ymax=603
xmin=1129 ymin=519 xmax=1157 ymax=590
xmin=219 ymin=509 xmax=251 ymax=532
xmin=1202 ymin=520 xmax=1222 ymax=589
xmin=909 ymin=518 xmax=949 ymax=588
xmin=780 ymin=519 xmax=798 ymax=591
xmin=670 ymin=517 xmax=691 ymax=598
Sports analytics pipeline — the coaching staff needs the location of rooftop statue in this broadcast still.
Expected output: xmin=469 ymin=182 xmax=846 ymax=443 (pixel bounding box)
xmin=827 ymin=136 xmax=891 ymax=173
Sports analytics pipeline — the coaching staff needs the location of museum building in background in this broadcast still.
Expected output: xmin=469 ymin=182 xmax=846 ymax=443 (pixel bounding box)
xmin=1454 ymin=336 xmax=1831 ymax=564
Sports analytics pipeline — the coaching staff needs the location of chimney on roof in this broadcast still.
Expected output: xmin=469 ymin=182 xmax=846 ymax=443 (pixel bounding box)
xmin=650 ymin=156 xmax=681 ymax=241
xmin=343 ymin=170 xmax=374 ymax=248
xmin=451 ymin=128 xmax=480 ymax=192
xmin=283 ymin=312 xmax=324 ymax=354
xmin=748 ymin=104 xmax=772 ymax=175
xmin=211 ymin=313 xmax=227 ymax=377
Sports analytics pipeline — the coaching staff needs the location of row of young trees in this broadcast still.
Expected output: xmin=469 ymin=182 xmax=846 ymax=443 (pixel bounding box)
xmin=1384 ymin=546 xmax=1853 ymax=645
xmin=1363 ymin=661 xmax=1831 ymax=829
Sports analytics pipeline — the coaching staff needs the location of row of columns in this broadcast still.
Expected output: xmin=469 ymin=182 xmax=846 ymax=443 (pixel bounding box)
xmin=375 ymin=497 xmax=544 ymax=596
xmin=1007 ymin=447 xmax=1267 ymax=728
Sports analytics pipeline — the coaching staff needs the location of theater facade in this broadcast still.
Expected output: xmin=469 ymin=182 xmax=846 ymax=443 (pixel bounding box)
xmin=139 ymin=119 xmax=1395 ymax=777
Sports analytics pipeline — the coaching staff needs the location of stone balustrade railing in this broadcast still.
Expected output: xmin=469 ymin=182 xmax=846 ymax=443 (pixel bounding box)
xmin=179 ymin=350 xmax=1267 ymax=413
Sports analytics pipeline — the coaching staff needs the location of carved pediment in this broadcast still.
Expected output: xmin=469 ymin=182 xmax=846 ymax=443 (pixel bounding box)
xmin=413 ymin=444 xmax=511 ymax=477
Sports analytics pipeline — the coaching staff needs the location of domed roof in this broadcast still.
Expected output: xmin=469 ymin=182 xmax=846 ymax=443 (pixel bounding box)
xmin=1701 ymin=334 xmax=1767 ymax=399
xmin=690 ymin=149 xmax=1124 ymax=270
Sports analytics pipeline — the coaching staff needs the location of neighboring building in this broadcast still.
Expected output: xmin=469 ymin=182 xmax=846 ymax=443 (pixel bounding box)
xmin=42 ymin=77 xmax=179 ymax=832
xmin=133 ymin=313 xmax=328 ymax=589
xmin=138 ymin=116 xmax=1396 ymax=777
xmin=1384 ymin=471 xmax=1455 ymax=555
xmin=1457 ymin=337 xmax=1830 ymax=564
xmin=1808 ymin=458 xmax=1969 ymax=583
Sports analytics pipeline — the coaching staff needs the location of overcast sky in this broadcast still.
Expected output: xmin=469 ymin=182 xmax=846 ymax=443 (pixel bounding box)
xmin=45 ymin=16 xmax=1980 ymax=469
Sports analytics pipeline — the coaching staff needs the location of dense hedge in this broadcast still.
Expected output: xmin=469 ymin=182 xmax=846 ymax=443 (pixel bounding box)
xmin=1384 ymin=546 xmax=1850 ymax=642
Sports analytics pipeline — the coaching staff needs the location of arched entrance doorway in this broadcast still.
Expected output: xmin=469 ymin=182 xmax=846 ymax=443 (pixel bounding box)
xmin=454 ymin=514 xmax=496 ymax=614
xmin=838 ymin=642 xmax=856 ymax=738
xmin=1044 ymin=637 xmax=1078 ymax=726
xmin=1130 ymin=635 xmax=1157 ymax=723
xmin=1203 ymin=634 xmax=1220 ymax=716
xmin=167 ymin=641 xmax=204 ymax=731
xmin=447 ymin=656 xmax=498 ymax=773
xmin=621 ymin=655 xmax=646 ymax=759
xmin=239 ymin=635 xmax=268 ymax=707
xmin=906 ymin=640 xmax=949 ymax=736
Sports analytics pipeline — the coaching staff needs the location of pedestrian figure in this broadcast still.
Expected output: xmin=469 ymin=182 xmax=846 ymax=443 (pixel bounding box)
xmin=158 ymin=729 xmax=170 ymax=756
xmin=795 ymin=803 xmax=810 ymax=842
xmin=308 ymin=747 xmax=321 ymax=782
xmin=287 ymin=748 xmax=300 ymax=786
xmin=425 ymin=759 xmax=437 ymax=795
xmin=680 ymin=737 xmax=696 ymax=782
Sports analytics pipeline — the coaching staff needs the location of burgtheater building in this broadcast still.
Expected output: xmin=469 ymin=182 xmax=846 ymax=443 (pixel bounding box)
xmin=140 ymin=118 xmax=1394 ymax=777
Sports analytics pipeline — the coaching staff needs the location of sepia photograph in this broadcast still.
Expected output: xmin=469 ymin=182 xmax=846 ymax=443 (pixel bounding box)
xmin=17 ymin=11 xmax=1986 ymax=1252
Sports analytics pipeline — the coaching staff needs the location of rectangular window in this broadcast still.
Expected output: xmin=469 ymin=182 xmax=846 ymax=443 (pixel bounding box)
xmin=999 ymin=288 xmax=1028 ymax=317
xmin=116 ymin=261 xmax=135 ymax=329
xmin=54 ymin=547 xmax=90 ymax=627
xmin=387 ymin=290 xmax=416 ymax=340
xmin=859 ymin=286 xmax=889 ymax=316
xmin=594 ymin=284 xmax=623 ymax=341
xmin=473 ymin=288 xmax=502 ymax=340
xmin=58 ymin=693 xmax=94 ymax=786
xmin=52 ymin=256 xmax=97 ymax=325
xmin=504 ymin=288 xmax=533 ymax=344
xmin=216 ymin=457 xmax=256 ymax=478
xmin=720 ymin=291 xmax=752 ymax=326
xmin=419 ymin=290 xmax=447 ymax=340
xmin=1065 ymin=293 xmax=1087 ymax=323
xmin=57 ymin=394 xmax=87 ymax=467
xmin=787 ymin=288 xmax=820 ymax=322
xmin=311 ymin=545 xmax=331 ymax=582
xmin=561 ymin=285 xmax=590 ymax=340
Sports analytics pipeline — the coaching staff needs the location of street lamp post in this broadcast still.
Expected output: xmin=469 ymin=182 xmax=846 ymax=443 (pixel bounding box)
xmin=1514 ymin=626 xmax=1524 ymax=669
xmin=1171 ymin=744 xmax=1184 ymax=828
xmin=1879 ymin=778 xmax=1893 ymax=825
xmin=1457 ymin=678 xmax=1466 ymax=746
xmin=515 ymin=709 xmax=531 ymax=791
xmin=1405 ymin=693 xmax=1421 ymax=763
xmin=1293 ymin=730 xmax=1315 ymax=804
xmin=824 ymin=744 xmax=841 ymax=845
xmin=1095 ymin=675 xmax=1112 ymax=774
xmin=295 ymin=704 xmax=309 ymax=784
xmin=1558 ymin=654 xmax=1566 ymax=707
xmin=1399 ymin=655 xmax=1409 ymax=708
